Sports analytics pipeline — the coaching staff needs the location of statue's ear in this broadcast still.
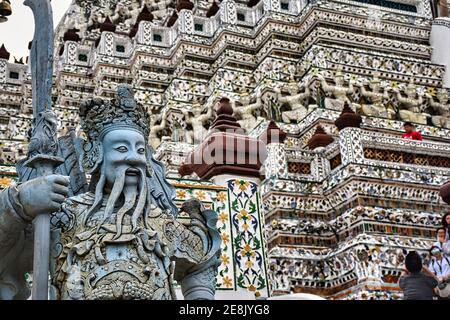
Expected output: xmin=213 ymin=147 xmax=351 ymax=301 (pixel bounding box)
xmin=80 ymin=139 xmax=103 ymax=174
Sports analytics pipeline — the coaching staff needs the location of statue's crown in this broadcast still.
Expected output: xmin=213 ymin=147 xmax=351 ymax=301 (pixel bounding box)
xmin=80 ymin=85 xmax=150 ymax=142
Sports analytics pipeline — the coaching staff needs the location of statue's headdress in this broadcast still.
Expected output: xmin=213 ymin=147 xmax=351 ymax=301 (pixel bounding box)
xmin=79 ymin=85 xmax=151 ymax=173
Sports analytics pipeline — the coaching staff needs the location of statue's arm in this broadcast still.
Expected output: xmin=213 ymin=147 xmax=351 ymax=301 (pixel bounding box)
xmin=172 ymin=209 xmax=221 ymax=300
xmin=201 ymin=104 xmax=215 ymax=122
xmin=427 ymin=96 xmax=441 ymax=110
xmin=0 ymin=174 xmax=69 ymax=300
xmin=397 ymin=92 xmax=406 ymax=104
xmin=321 ymin=79 xmax=331 ymax=91
xmin=153 ymin=116 xmax=167 ymax=132
xmin=278 ymin=94 xmax=288 ymax=103
xmin=359 ymin=84 xmax=368 ymax=97
xmin=348 ymin=82 xmax=354 ymax=93
xmin=0 ymin=187 xmax=33 ymax=300
xmin=298 ymin=86 xmax=311 ymax=100
xmin=418 ymin=95 xmax=424 ymax=106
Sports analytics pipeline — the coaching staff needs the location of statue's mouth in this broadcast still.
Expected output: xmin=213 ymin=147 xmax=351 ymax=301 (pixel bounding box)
xmin=125 ymin=168 xmax=140 ymax=176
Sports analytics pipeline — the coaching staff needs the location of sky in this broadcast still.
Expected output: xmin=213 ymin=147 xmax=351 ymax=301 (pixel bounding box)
xmin=0 ymin=0 xmax=72 ymax=61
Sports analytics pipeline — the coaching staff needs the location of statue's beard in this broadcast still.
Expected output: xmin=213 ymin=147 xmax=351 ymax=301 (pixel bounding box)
xmin=83 ymin=166 xmax=148 ymax=238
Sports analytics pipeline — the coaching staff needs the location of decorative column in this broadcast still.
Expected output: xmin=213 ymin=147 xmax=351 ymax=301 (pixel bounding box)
xmin=96 ymin=17 xmax=116 ymax=55
xmin=0 ymin=44 xmax=9 ymax=84
xmin=263 ymin=0 xmax=280 ymax=13
xmin=180 ymin=98 xmax=270 ymax=299
xmin=260 ymin=121 xmax=287 ymax=179
xmin=307 ymin=125 xmax=335 ymax=180
xmin=177 ymin=0 xmax=194 ymax=35
xmin=220 ymin=0 xmax=237 ymax=25
xmin=335 ymin=103 xmax=364 ymax=165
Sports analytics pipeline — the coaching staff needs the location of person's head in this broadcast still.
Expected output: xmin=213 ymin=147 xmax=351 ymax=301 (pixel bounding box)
xmin=443 ymin=213 xmax=450 ymax=229
xmin=405 ymin=251 xmax=422 ymax=274
xmin=430 ymin=246 xmax=443 ymax=260
xmin=404 ymin=122 xmax=415 ymax=134
xmin=437 ymin=227 xmax=447 ymax=242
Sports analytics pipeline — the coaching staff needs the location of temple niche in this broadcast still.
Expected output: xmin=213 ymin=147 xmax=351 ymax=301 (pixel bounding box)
xmin=1 ymin=0 xmax=450 ymax=300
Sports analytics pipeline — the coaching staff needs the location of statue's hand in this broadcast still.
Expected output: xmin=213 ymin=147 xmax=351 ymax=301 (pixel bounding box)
xmin=17 ymin=175 xmax=70 ymax=219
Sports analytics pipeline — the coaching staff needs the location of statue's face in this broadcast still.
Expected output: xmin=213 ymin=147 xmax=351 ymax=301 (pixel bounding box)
xmin=370 ymin=81 xmax=380 ymax=92
xmin=438 ymin=90 xmax=449 ymax=102
xmin=102 ymin=129 xmax=147 ymax=189
xmin=241 ymin=95 xmax=250 ymax=105
xmin=192 ymin=106 xmax=202 ymax=116
xmin=288 ymin=85 xmax=298 ymax=95
xmin=406 ymin=85 xmax=416 ymax=97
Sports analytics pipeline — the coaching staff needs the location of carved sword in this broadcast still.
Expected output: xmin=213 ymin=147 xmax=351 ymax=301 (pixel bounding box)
xmin=23 ymin=0 xmax=64 ymax=300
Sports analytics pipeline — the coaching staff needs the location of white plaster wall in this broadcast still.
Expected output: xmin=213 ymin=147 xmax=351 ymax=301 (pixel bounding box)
xmin=430 ymin=18 xmax=450 ymax=88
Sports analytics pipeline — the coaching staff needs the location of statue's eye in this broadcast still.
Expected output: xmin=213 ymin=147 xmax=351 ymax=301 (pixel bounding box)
xmin=115 ymin=146 xmax=128 ymax=153
xmin=138 ymin=148 xmax=145 ymax=154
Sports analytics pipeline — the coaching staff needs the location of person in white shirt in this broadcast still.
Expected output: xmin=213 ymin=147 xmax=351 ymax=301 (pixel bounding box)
xmin=428 ymin=246 xmax=450 ymax=282
xmin=434 ymin=227 xmax=447 ymax=250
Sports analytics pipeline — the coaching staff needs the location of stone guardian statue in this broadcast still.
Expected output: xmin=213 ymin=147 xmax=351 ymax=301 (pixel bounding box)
xmin=0 ymin=86 xmax=221 ymax=300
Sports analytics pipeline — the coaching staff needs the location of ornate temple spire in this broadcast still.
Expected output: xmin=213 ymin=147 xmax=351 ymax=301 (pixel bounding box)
xmin=208 ymin=98 xmax=245 ymax=133
xmin=136 ymin=5 xmax=154 ymax=23
xmin=260 ymin=120 xmax=287 ymax=145
xmin=63 ymin=28 xmax=81 ymax=42
xmin=247 ymin=0 xmax=260 ymax=8
xmin=0 ymin=44 xmax=10 ymax=60
xmin=206 ymin=1 xmax=220 ymax=18
xmin=100 ymin=16 xmax=116 ymax=33
xmin=167 ymin=11 xmax=178 ymax=27
xmin=307 ymin=125 xmax=334 ymax=150
xmin=334 ymin=102 xmax=362 ymax=131
xmin=176 ymin=0 xmax=194 ymax=11
xmin=179 ymin=97 xmax=267 ymax=179
xmin=130 ymin=5 xmax=154 ymax=38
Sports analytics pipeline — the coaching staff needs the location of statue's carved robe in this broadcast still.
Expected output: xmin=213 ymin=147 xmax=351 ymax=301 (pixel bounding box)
xmin=50 ymin=192 xmax=219 ymax=300
xmin=0 ymin=188 xmax=220 ymax=300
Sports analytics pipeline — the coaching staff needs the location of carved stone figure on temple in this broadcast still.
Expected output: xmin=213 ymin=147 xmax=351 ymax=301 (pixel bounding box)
xmin=0 ymin=86 xmax=221 ymax=300
xmin=396 ymin=80 xmax=429 ymax=125
xmin=182 ymin=102 xmax=215 ymax=144
xmin=358 ymin=73 xmax=395 ymax=119
xmin=318 ymin=71 xmax=356 ymax=111
xmin=426 ymin=88 xmax=450 ymax=129
xmin=233 ymin=92 xmax=263 ymax=132
xmin=87 ymin=6 xmax=107 ymax=31
xmin=149 ymin=109 xmax=168 ymax=150
xmin=275 ymin=81 xmax=314 ymax=124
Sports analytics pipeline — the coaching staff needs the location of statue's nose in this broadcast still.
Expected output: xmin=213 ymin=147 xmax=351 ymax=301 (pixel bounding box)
xmin=125 ymin=153 xmax=145 ymax=165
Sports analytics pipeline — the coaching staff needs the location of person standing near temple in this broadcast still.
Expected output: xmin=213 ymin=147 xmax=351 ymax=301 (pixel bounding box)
xmin=402 ymin=122 xmax=423 ymax=141
xmin=435 ymin=227 xmax=449 ymax=252
xmin=399 ymin=251 xmax=438 ymax=300
xmin=441 ymin=213 xmax=450 ymax=255
xmin=442 ymin=213 xmax=450 ymax=237
xmin=429 ymin=246 xmax=450 ymax=281
xmin=428 ymin=246 xmax=450 ymax=299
